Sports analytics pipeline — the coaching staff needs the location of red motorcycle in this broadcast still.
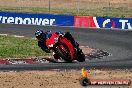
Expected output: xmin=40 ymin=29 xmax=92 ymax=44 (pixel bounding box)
xmin=46 ymin=32 xmax=85 ymax=63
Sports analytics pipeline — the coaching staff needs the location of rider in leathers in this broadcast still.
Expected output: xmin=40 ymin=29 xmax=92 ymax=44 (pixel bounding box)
xmin=35 ymin=29 xmax=79 ymax=59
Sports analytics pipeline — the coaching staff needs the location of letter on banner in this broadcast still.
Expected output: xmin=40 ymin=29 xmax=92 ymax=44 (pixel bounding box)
xmin=23 ymin=18 xmax=31 ymax=24
xmin=0 ymin=16 xmax=2 ymax=22
xmin=31 ymin=18 xmax=42 ymax=25
xmin=50 ymin=19 xmax=55 ymax=25
xmin=42 ymin=18 xmax=49 ymax=25
xmin=7 ymin=17 xmax=14 ymax=24
xmin=119 ymin=20 xmax=128 ymax=29
xmin=15 ymin=17 xmax=23 ymax=24
xmin=127 ymin=23 xmax=132 ymax=29
xmin=2 ymin=17 xmax=7 ymax=23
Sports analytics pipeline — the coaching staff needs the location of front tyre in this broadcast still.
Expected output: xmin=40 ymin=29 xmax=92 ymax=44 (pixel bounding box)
xmin=56 ymin=46 xmax=73 ymax=63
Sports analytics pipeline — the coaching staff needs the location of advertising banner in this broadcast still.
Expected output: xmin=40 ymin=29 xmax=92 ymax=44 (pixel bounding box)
xmin=94 ymin=17 xmax=132 ymax=29
xmin=0 ymin=12 xmax=74 ymax=26
xmin=74 ymin=16 xmax=132 ymax=29
xmin=74 ymin=16 xmax=96 ymax=28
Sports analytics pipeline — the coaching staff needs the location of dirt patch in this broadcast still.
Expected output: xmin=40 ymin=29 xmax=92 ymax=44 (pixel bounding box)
xmin=0 ymin=69 xmax=131 ymax=88
xmin=80 ymin=46 xmax=95 ymax=54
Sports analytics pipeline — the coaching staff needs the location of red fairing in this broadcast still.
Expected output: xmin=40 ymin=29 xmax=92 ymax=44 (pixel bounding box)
xmin=59 ymin=38 xmax=75 ymax=60
xmin=46 ymin=32 xmax=75 ymax=60
xmin=46 ymin=32 xmax=59 ymax=46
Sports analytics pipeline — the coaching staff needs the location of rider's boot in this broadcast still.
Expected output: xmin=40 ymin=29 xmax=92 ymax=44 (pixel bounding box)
xmin=53 ymin=52 xmax=60 ymax=60
xmin=53 ymin=54 xmax=60 ymax=60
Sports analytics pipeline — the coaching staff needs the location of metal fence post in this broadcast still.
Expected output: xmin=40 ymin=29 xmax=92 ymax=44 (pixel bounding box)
xmin=109 ymin=1 xmax=111 ymax=11
xmin=49 ymin=0 xmax=51 ymax=14
xmin=77 ymin=0 xmax=80 ymax=15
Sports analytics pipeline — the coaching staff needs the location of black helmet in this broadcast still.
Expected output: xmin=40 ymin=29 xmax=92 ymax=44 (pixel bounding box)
xmin=35 ymin=29 xmax=45 ymax=40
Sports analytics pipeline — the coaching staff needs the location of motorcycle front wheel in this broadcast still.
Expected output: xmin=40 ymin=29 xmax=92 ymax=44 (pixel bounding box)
xmin=55 ymin=45 xmax=73 ymax=63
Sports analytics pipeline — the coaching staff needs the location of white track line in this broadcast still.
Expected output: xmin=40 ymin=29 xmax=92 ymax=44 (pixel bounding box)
xmin=12 ymin=35 xmax=25 ymax=38
xmin=32 ymin=37 xmax=37 ymax=40
xmin=0 ymin=34 xmax=8 ymax=36
xmin=80 ymin=46 xmax=89 ymax=48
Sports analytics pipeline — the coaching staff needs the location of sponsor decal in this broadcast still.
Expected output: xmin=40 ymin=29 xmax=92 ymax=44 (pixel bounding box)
xmin=74 ymin=16 xmax=132 ymax=29
xmin=0 ymin=16 xmax=55 ymax=25
xmin=94 ymin=17 xmax=132 ymax=29
xmin=80 ymin=68 xmax=131 ymax=86
xmin=0 ymin=12 xmax=74 ymax=26
xmin=102 ymin=19 xmax=116 ymax=28
xmin=74 ymin=16 xmax=96 ymax=28
xmin=119 ymin=19 xmax=132 ymax=29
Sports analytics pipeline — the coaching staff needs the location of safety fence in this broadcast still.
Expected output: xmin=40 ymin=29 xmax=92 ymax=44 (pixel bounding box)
xmin=0 ymin=12 xmax=131 ymax=29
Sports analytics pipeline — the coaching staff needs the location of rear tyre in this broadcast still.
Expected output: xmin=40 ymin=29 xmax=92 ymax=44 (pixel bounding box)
xmin=76 ymin=49 xmax=85 ymax=62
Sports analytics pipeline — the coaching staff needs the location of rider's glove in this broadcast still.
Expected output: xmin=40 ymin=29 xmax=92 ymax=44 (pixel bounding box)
xmin=55 ymin=31 xmax=64 ymax=37
xmin=59 ymin=33 xmax=64 ymax=37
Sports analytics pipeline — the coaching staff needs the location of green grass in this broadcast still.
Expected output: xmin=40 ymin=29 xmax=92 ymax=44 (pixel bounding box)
xmin=0 ymin=35 xmax=50 ymax=58
xmin=0 ymin=7 xmax=131 ymax=17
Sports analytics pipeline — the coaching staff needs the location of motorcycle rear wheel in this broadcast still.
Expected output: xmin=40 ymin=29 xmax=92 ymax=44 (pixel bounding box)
xmin=76 ymin=49 xmax=85 ymax=62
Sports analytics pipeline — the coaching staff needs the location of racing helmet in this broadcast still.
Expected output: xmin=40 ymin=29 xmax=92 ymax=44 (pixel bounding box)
xmin=35 ymin=29 xmax=45 ymax=40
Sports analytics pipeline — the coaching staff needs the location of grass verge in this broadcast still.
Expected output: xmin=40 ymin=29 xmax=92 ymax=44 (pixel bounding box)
xmin=0 ymin=35 xmax=50 ymax=58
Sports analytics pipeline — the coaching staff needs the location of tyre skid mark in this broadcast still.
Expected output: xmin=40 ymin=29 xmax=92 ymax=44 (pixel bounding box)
xmin=85 ymin=49 xmax=110 ymax=60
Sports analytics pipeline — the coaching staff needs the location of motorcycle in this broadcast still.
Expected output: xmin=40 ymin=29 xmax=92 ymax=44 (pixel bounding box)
xmin=46 ymin=32 xmax=85 ymax=63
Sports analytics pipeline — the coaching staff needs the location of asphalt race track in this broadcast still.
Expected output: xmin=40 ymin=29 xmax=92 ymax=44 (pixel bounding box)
xmin=0 ymin=24 xmax=132 ymax=70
